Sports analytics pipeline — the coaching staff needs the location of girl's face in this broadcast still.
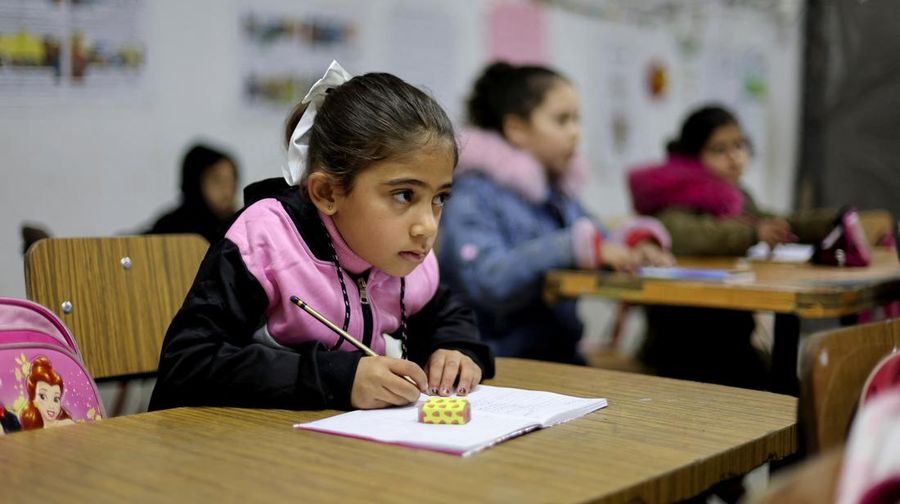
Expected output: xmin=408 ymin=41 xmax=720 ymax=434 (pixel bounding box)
xmin=34 ymin=381 xmax=62 ymax=422
xmin=514 ymin=80 xmax=581 ymax=179
xmin=699 ymin=123 xmax=749 ymax=185
xmin=201 ymin=159 xmax=238 ymax=218
xmin=330 ymin=139 xmax=455 ymax=277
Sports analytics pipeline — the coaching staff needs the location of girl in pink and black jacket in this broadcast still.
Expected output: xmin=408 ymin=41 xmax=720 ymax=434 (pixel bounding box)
xmin=150 ymin=63 xmax=493 ymax=412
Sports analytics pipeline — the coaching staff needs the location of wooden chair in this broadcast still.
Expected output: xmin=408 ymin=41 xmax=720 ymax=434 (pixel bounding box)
xmin=798 ymin=318 xmax=900 ymax=454
xmin=582 ymin=303 xmax=649 ymax=374
xmin=24 ymin=235 xmax=208 ymax=380
xmin=858 ymin=209 xmax=896 ymax=247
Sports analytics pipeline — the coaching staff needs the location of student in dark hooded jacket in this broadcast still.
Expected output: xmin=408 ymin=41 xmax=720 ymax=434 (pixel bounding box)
xmin=147 ymin=143 xmax=240 ymax=242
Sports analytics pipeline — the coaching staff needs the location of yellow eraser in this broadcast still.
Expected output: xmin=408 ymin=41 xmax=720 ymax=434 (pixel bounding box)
xmin=417 ymin=397 xmax=471 ymax=425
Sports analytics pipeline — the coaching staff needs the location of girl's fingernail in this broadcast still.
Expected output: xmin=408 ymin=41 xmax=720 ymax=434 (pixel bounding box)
xmin=441 ymin=388 xmax=450 ymax=395
xmin=429 ymin=387 xmax=437 ymax=395
xmin=458 ymin=387 xmax=467 ymax=395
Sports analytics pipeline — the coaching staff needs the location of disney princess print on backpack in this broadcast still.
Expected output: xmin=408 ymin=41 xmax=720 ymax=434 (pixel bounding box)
xmin=0 ymin=298 xmax=105 ymax=434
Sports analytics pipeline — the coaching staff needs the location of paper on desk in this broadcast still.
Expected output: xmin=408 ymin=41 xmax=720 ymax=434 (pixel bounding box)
xmin=294 ymin=385 xmax=607 ymax=456
xmin=747 ymin=243 xmax=814 ymax=263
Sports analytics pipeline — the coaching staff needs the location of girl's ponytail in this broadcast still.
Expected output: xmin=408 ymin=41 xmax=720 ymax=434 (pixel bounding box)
xmin=467 ymin=61 xmax=516 ymax=132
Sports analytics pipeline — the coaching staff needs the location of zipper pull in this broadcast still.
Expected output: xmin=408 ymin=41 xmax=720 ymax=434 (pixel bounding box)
xmin=356 ymin=276 xmax=368 ymax=304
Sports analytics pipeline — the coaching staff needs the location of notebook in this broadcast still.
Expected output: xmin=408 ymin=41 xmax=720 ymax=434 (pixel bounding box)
xmin=294 ymin=385 xmax=607 ymax=456
xmin=638 ymin=266 xmax=755 ymax=283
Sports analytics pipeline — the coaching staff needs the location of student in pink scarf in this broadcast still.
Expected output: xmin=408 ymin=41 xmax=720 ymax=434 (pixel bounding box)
xmin=629 ymin=105 xmax=834 ymax=255
xmin=627 ymin=106 xmax=825 ymax=391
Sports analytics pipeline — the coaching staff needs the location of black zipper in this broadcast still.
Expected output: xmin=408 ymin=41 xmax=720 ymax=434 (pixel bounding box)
xmin=356 ymin=275 xmax=374 ymax=348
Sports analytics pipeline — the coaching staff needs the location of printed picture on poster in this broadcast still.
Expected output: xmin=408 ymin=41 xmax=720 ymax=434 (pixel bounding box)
xmin=240 ymin=2 xmax=360 ymax=111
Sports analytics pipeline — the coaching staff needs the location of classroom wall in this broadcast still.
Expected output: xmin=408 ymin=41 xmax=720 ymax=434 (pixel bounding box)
xmin=0 ymin=0 xmax=803 ymax=303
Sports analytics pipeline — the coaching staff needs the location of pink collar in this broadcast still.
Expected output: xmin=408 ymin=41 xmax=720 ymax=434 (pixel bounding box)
xmin=456 ymin=128 xmax=588 ymax=203
xmin=319 ymin=211 xmax=372 ymax=275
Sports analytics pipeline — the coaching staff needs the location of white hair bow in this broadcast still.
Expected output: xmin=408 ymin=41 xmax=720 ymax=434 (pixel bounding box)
xmin=283 ymin=60 xmax=353 ymax=186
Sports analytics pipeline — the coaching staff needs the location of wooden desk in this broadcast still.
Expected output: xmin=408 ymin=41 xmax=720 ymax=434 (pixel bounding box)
xmin=544 ymin=249 xmax=900 ymax=394
xmin=0 ymin=358 xmax=796 ymax=504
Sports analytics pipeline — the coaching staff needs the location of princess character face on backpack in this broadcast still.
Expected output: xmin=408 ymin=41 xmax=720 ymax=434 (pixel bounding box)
xmin=0 ymin=298 xmax=106 ymax=432
xmin=20 ymin=356 xmax=74 ymax=429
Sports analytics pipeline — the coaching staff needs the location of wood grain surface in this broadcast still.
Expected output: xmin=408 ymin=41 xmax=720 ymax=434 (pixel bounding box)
xmin=0 ymin=358 xmax=797 ymax=503
xmin=24 ymin=235 xmax=208 ymax=378
xmin=799 ymin=318 xmax=900 ymax=453
xmin=545 ymin=250 xmax=900 ymax=318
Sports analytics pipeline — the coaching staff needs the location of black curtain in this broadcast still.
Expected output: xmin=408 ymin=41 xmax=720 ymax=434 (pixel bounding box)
xmin=798 ymin=0 xmax=900 ymax=218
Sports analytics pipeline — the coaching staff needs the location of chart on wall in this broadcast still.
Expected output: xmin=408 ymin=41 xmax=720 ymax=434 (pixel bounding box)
xmin=0 ymin=0 xmax=147 ymax=101
xmin=583 ymin=23 xmax=676 ymax=182
xmin=594 ymin=40 xmax=645 ymax=181
xmin=239 ymin=0 xmax=363 ymax=113
xmin=699 ymin=49 xmax=769 ymax=193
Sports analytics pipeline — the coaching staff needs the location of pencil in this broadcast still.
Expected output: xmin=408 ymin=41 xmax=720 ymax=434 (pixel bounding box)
xmin=289 ymin=295 xmax=419 ymax=387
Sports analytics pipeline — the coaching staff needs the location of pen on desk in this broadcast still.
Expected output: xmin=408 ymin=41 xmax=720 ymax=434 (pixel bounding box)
xmin=289 ymin=295 xmax=419 ymax=387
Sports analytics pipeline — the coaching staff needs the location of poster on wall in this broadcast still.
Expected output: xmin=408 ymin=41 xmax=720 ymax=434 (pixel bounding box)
xmin=0 ymin=0 xmax=65 ymax=96
xmin=489 ymin=1 xmax=545 ymax=65
xmin=67 ymin=0 xmax=146 ymax=97
xmin=239 ymin=1 xmax=361 ymax=113
xmin=596 ymin=45 xmax=633 ymax=180
xmin=645 ymin=59 xmax=669 ymax=101
xmin=589 ymin=38 xmax=648 ymax=181
xmin=700 ymin=49 xmax=769 ymax=192
xmin=0 ymin=0 xmax=147 ymax=101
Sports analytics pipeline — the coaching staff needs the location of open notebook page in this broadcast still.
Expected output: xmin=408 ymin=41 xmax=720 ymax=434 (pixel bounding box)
xmin=464 ymin=384 xmax=607 ymax=426
xmin=295 ymin=385 xmax=607 ymax=456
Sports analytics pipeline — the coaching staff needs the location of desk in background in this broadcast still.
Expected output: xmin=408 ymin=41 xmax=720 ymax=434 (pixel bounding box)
xmin=0 ymin=358 xmax=796 ymax=503
xmin=544 ymin=249 xmax=900 ymax=394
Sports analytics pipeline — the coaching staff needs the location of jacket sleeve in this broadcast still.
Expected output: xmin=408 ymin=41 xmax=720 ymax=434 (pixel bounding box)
xmin=405 ymin=284 xmax=495 ymax=380
xmin=609 ymin=215 xmax=672 ymax=249
xmin=738 ymin=189 xmax=836 ymax=245
xmin=440 ymin=187 xmax=585 ymax=313
xmin=149 ymin=239 xmax=362 ymax=411
xmin=789 ymin=209 xmax=839 ymax=244
xmin=655 ymin=207 xmax=758 ymax=256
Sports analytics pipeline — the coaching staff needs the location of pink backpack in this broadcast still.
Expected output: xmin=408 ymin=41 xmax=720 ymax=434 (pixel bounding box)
xmin=812 ymin=207 xmax=872 ymax=267
xmin=862 ymin=351 xmax=900 ymax=406
xmin=0 ymin=297 xmax=105 ymax=433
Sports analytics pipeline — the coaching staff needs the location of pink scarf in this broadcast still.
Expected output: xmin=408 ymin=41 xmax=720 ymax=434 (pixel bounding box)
xmin=628 ymin=155 xmax=745 ymax=217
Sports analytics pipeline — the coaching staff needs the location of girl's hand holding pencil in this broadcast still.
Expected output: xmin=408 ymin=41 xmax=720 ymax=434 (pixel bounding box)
xmin=290 ymin=295 xmax=431 ymax=409
xmin=351 ymin=357 xmax=427 ymax=409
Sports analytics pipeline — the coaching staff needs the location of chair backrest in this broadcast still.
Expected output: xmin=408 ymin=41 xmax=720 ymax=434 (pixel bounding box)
xmin=858 ymin=209 xmax=896 ymax=247
xmin=24 ymin=235 xmax=208 ymax=380
xmin=799 ymin=318 xmax=900 ymax=453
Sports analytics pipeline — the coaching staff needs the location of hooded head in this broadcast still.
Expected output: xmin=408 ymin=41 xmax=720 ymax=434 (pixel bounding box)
xmin=180 ymin=144 xmax=239 ymax=218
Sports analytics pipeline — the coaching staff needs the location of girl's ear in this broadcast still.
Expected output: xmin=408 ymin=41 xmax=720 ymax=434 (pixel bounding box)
xmin=307 ymin=172 xmax=339 ymax=215
xmin=502 ymin=114 xmax=531 ymax=149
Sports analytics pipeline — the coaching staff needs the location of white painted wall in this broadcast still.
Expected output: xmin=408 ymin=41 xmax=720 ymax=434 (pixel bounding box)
xmin=0 ymin=0 xmax=802 ymax=306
